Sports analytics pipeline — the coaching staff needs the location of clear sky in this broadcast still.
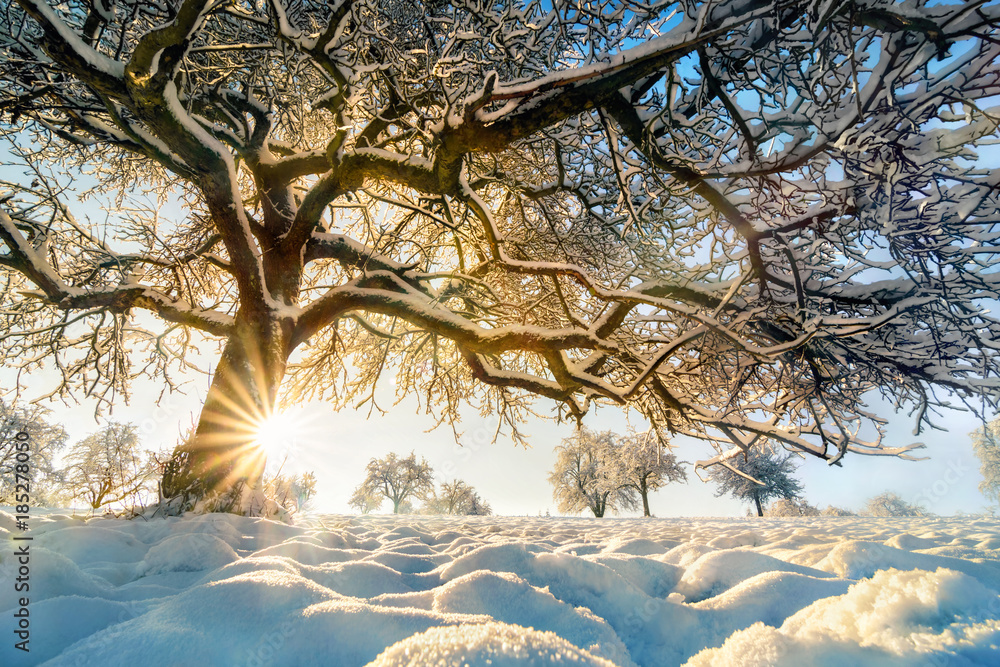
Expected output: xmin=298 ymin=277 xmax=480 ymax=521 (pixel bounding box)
xmin=7 ymin=363 xmax=994 ymax=518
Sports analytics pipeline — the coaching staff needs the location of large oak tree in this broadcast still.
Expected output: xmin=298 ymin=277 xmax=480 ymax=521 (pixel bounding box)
xmin=2 ymin=0 xmax=999 ymax=511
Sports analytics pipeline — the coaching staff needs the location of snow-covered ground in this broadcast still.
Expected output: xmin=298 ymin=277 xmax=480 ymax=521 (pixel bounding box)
xmin=2 ymin=510 xmax=999 ymax=666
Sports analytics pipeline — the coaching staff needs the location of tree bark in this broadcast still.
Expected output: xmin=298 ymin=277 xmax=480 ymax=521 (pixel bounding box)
xmin=160 ymin=314 xmax=292 ymax=512
xmin=640 ymin=477 xmax=651 ymax=517
xmin=754 ymin=492 xmax=763 ymax=517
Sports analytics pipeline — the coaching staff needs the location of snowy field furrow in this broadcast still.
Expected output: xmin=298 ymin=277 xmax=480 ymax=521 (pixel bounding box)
xmin=2 ymin=511 xmax=1000 ymax=665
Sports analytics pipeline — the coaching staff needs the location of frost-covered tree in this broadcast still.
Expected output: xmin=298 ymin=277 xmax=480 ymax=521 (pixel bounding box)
xmin=768 ymin=497 xmax=820 ymax=517
xmin=347 ymin=487 xmax=381 ymax=515
xmin=549 ymin=427 xmax=638 ymax=517
xmin=349 ymin=451 xmax=433 ymax=514
xmin=62 ymin=422 xmax=158 ymax=510
xmin=266 ymin=470 xmax=316 ymax=513
xmin=0 ymin=400 xmax=68 ymax=506
xmin=618 ymin=430 xmax=686 ymax=517
xmin=821 ymin=505 xmax=856 ymax=517
xmin=862 ymin=491 xmax=928 ymax=517
xmin=2 ymin=1 xmax=1000 ymax=510
xmin=425 ymin=479 xmax=492 ymax=515
xmin=970 ymin=418 xmax=1000 ymax=507
xmin=707 ymin=446 xmax=803 ymax=517
xmin=464 ymin=491 xmax=492 ymax=517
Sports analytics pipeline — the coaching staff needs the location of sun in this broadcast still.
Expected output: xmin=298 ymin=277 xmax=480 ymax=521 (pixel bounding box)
xmin=251 ymin=408 xmax=304 ymax=466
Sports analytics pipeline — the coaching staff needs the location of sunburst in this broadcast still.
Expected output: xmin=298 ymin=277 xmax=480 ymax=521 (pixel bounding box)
xmin=251 ymin=406 xmax=305 ymax=468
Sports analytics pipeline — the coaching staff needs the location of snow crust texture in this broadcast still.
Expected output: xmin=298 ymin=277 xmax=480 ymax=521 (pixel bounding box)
xmin=1 ymin=510 xmax=999 ymax=666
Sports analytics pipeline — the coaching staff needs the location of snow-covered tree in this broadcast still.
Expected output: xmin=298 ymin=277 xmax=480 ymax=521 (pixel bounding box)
xmin=62 ymin=422 xmax=158 ymax=510
xmin=707 ymin=446 xmax=803 ymax=517
xmin=768 ymin=497 xmax=820 ymax=517
xmin=347 ymin=487 xmax=381 ymax=515
xmin=821 ymin=505 xmax=856 ymax=517
xmin=549 ymin=427 xmax=638 ymax=518
xmin=425 ymin=479 xmax=493 ymax=515
xmin=618 ymin=430 xmax=687 ymax=517
xmin=349 ymin=451 xmax=434 ymax=514
xmin=2 ymin=1 xmax=1000 ymax=510
xmin=0 ymin=400 xmax=68 ymax=506
xmin=863 ymin=491 xmax=928 ymax=517
xmin=465 ymin=492 xmax=492 ymax=517
xmin=970 ymin=419 xmax=1000 ymax=507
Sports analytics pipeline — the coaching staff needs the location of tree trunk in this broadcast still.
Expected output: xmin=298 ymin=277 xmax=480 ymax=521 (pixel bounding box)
xmin=640 ymin=477 xmax=650 ymax=517
xmin=754 ymin=492 xmax=763 ymax=517
xmin=592 ymin=494 xmax=606 ymax=517
xmin=161 ymin=314 xmax=291 ymax=512
xmin=393 ymin=498 xmax=401 ymax=514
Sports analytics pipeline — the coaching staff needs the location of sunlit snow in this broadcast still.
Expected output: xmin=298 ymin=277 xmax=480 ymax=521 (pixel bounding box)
xmin=2 ymin=510 xmax=999 ymax=665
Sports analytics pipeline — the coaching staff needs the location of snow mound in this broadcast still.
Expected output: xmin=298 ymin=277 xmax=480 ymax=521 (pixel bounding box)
xmin=51 ymin=570 xmax=339 ymax=665
xmin=0 ymin=596 xmax=140 ymax=665
xmin=365 ymin=622 xmax=620 ymax=666
xmin=284 ymin=599 xmax=491 ymax=664
xmin=432 ymin=570 xmax=634 ymax=665
xmin=308 ymin=560 xmax=414 ymax=597
xmin=0 ymin=510 xmax=19 ymax=533
xmin=364 ymin=550 xmax=443 ymax=573
xmin=692 ymin=571 xmax=851 ymax=629
xmin=707 ymin=531 xmax=764 ymax=549
xmin=446 ymin=546 xmax=651 ymax=623
xmin=661 ymin=542 xmax=716 ymax=566
xmin=197 ymin=555 xmax=303 ymax=585
xmin=601 ymin=537 xmax=667 ymax=556
xmin=36 ymin=526 xmax=147 ymax=564
xmin=167 ymin=514 xmax=245 ymax=546
xmin=817 ymin=540 xmax=1000 ymax=589
xmin=676 ymin=548 xmax=834 ymax=601
xmin=584 ymin=554 xmax=683 ymax=598
xmin=141 ymin=532 xmax=239 ymax=574
xmin=884 ymin=533 xmax=939 ymax=551
xmin=0 ymin=547 xmax=108 ymax=610
xmin=251 ymin=539 xmax=362 ymax=565
xmin=439 ymin=542 xmax=543 ymax=581
xmin=685 ymin=567 xmax=1000 ymax=666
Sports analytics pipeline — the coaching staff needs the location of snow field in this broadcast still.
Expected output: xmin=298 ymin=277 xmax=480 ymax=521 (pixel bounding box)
xmin=1 ymin=511 xmax=999 ymax=665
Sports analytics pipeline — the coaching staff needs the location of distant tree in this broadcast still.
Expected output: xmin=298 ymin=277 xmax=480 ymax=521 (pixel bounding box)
xmin=62 ymin=422 xmax=158 ymax=510
xmin=971 ymin=418 xmax=1000 ymax=507
xmin=549 ymin=428 xmax=637 ymax=518
xmin=619 ymin=430 xmax=687 ymax=517
xmin=821 ymin=505 xmax=857 ymax=517
xmin=768 ymin=497 xmax=820 ymax=517
xmin=707 ymin=446 xmax=803 ymax=517
xmin=863 ymin=491 xmax=928 ymax=517
xmin=0 ymin=401 xmax=69 ymax=506
xmin=348 ymin=487 xmax=381 ymax=515
xmin=425 ymin=479 xmax=493 ymax=516
xmin=466 ymin=493 xmax=492 ymax=517
xmin=350 ymin=452 xmax=434 ymax=514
